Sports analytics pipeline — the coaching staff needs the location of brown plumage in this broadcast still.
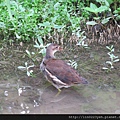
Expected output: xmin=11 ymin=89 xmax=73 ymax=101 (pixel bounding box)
xmin=40 ymin=43 xmax=88 ymax=94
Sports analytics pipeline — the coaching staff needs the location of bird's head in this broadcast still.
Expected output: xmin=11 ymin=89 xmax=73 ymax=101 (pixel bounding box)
xmin=46 ymin=43 xmax=63 ymax=59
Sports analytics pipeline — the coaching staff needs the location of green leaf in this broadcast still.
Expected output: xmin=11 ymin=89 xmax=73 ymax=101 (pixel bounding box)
xmin=25 ymin=62 xmax=28 ymax=67
xmin=18 ymin=66 xmax=26 ymax=69
xmin=104 ymin=0 xmax=110 ymax=7
xmin=106 ymin=45 xmax=114 ymax=52
xmin=27 ymin=9 xmax=34 ymax=17
xmin=15 ymin=32 xmax=21 ymax=39
xmin=102 ymin=67 xmax=108 ymax=70
xmin=93 ymin=17 xmax=100 ymax=20
xmin=106 ymin=0 xmax=113 ymax=5
xmin=113 ymin=59 xmax=119 ymax=62
xmin=31 ymin=52 xmax=35 ymax=55
xmin=96 ymin=0 xmax=101 ymax=3
xmin=39 ymin=48 xmax=46 ymax=57
xmin=39 ymin=22 xmax=51 ymax=27
xmin=84 ymin=3 xmax=99 ymax=13
xmin=84 ymin=7 xmax=96 ymax=13
xmin=0 ymin=22 xmax=5 ymax=28
xmin=86 ymin=21 xmax=97 ymax=25
xmin=26 ymin=50 xmax=31 ymax=56
xmin=43 ymin=21 xmax=51 ymax=26
xmin=102 ymin=17 xmax=111 ymax=24
xmin=51 ymin=16 xmax=58 ymax=23
xmin=53 ymin=24 xmax=63 ymax=29
xmin=28 ymin=64 xmax=34 ymax=69
xmin=27 ymin=71 xmax=30 ymax=76
xmin=37 ymin=36 xmax=43 ymax=45
xmin=96 ymin=6 xmax=108 ymax=13
xmin=106 ymin=61 xmax=112 ymax=65
xmin=114 ymin=7 xmax=120 ymax=14
xmin=34 ymin=42 xmax=40 ymax=49
xmin=109 ymin=54 xmax=116 ymax=59
xmin=54 ymin=2 xmax=60 ymax=10
xmin=90 ymin=3 xmax=97 ymax=10
xmin=106 ymin=46 xmax=110 ymax=49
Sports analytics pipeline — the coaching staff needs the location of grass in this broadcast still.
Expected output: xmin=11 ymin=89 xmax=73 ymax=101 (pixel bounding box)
xmin=0 ymin=0 xmax=119 ymax=47
xmin=0 ymin=0 xmax=88 ymax=43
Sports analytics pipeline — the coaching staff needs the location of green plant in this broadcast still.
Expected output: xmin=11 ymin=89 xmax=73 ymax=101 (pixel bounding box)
xmin=24 ymin=36 xmax=49 ymax=64
xmin=25 ymin=50 xmax=36 ymax=62
xmin=67 ymin=59 xmax=78 ymax=69
xmin=76 ymin=31 xmax=89 ymax=49
xmin=18 ymin=62 xmax=35 ymax=77
xmin=113 ymin=7 xmax=120 ymax=21
xmin=18 ymin=36 xmax=50 ymax=77
xmin=84 ymin=1 xmax=111 ymax=26
xmin=0 ymin=0 xmax=88 ymax=43
xmin=0 ymin=0 xmax=40 ymax=42
xmin=84 ymin=0 xmax=119 ymax=27
xmin=34 ymin=36 xmax=50 ymax=57
xmin=102 ymin=45 xmax=119 ymax=72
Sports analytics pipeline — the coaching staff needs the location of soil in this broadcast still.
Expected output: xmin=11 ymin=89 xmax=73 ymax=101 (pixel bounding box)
xmin=0 ymin=42 xmax=120 ymax=114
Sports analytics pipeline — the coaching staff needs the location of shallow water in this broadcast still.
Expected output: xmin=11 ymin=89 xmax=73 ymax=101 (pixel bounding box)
xmin=0 ymin=43 xmax=120 ymax=114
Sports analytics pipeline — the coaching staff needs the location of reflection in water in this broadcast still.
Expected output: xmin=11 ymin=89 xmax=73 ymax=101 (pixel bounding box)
xmin=4 ymin=91 xmax=8 ymax=97
xmin=0 ymin=74 xmax=120 ymax=114
xmin=0 ymin=81 xmax=42 ymax=113
xmin=20 ymin=103 xmax=30 ymax=114
xmin=18 ymin=88 xmax=23 ymax=96
xmin=33 ymin=100 xmax=40 ymax=107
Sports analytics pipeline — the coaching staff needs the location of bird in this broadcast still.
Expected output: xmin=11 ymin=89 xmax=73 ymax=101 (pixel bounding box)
xmin=40 ymin=43 xmax=88 ymax=95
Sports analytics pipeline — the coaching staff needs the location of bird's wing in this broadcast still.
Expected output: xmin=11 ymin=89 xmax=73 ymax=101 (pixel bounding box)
xmin=44 ymin=59 xmax=87 ymax=85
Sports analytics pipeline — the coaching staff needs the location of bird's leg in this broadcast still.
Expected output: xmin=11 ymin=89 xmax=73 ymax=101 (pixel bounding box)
xmin=55 ymin=88 xmax=61 ymax=97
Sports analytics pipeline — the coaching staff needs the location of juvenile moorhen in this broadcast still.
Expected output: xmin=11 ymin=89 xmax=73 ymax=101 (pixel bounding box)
xmin=40 ymin=43 xmax=88 ymax=95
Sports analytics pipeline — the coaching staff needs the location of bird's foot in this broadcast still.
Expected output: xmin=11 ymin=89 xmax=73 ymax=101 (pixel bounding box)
xmin=55 ymin=88 xmax=61 ymax=97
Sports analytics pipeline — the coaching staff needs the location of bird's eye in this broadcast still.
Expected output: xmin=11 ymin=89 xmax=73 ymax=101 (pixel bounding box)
xmin=55 ymin=46 xmax=58 ymax=48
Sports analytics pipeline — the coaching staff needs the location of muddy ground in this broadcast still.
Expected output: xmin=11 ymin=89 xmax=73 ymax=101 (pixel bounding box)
xmin=0 ymin=42 xmax=120 ymax=114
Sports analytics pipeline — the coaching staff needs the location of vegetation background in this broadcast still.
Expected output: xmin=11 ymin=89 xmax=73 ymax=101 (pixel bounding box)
xmin=0 ymin=0 xmax=119 ymax=44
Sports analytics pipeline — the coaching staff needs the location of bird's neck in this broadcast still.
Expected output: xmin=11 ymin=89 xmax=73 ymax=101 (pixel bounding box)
xmin=45 ymin=50 xmax=56 ymax=59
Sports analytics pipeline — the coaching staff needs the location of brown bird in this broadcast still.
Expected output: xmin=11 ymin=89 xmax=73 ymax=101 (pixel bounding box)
xmin=40 ymin=43 xmax=88 ymax=95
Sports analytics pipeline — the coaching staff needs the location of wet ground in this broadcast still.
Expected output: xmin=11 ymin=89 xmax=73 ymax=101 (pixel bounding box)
xmin=0 ymin=43 xmax=120 ymax=114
